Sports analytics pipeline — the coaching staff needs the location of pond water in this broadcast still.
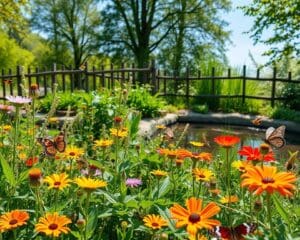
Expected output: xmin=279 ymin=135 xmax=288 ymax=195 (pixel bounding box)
xmin=171 ymin=123 xmax=300 ymax=162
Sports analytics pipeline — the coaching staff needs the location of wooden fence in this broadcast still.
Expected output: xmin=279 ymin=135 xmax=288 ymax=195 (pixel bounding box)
xmin=0 ymin=62 xmax=299 ymax=107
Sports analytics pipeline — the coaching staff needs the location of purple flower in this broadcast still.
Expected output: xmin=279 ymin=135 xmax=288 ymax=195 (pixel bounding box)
xmin=125 ymin=178 xmax=142 ymax=188
xmin=6 ymin=96 xmax=31 ymax=106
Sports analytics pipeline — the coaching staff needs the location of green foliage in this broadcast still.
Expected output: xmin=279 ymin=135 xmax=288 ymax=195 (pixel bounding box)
xmin=268 ymin=106 xmax=300 ymax=123
xmin=281 ymin=83 xmax=300 ymax=110
xmin=127 ymin=85 xmax=165 ymax=118
xmin=191 ymin=104 xmax=209 ymax=114
xmin=241 ymin=0 xmax=300 ymax=61
xmin=0 ymin=31 xmax=35 ymax=69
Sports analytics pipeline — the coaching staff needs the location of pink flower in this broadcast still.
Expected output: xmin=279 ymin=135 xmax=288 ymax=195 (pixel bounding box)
xmin=0 ymin=104 xmax=14 ymax=113
xmin=126 ymin=178 xmax=142 ymax=188
xmin=6 ymin=96 xmax=31 ymax=106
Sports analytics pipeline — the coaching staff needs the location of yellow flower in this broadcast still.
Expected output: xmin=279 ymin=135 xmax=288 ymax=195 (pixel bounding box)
xmin=18 ymin=152 xmax=27 ymax=161
xmin=232 ymin=160 xmax=253 ymax=173
xmin=219 ymin=195 xmax=239 ymax=204
xmin=1 ymin=125 xmax=12 ymax=132
xmin=110 ymin=128 xmax=128 ymax=138
xmin=193 ymin=168 xmax=214 ymax=182
xmin=151 ymin=170 xmax=168 ymax=178
xmin=64 ymin=146 xmax=84 ymax=159
xmin=156 ymin=125 xmax=166 ymax=129
xmin=35 ymin=212 xmax=71 ymax=237
xmin=74 ymin=177 xmax=107 ymax=192
xmin=43 ymin=173 xmax=71 ymax=191
xmin=143 ymin=214 xmax=168 ymax=230
xmin=49 ymin=117 xmax=59 ymax=124
xmin=190 ymin=141 xmax=204 ymax=147
xmin=94 ymin=139 xmax=113 ymax=148
xmin=0 ymin=210 xmax=29 ymax=232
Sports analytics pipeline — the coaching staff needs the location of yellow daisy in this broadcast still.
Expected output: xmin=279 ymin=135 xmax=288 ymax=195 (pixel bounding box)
xmin=43 ymin=173 xmax=71 ymax=191
xmin=74 ymin=177 xmax=107 ymax=192
xmin=64 ymin=146 xmax=84 ymax=159
xmin=94 ymin=139 xmax=113 ymax=148
xmin=192 ymin=168 xmax=214 ymax=182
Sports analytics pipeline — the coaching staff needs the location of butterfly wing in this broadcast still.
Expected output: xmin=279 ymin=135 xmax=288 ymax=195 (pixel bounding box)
xmin=39 ymin=138 xmax=57 ymax=156
xmin=252 ymin=117 xmax=262 ymax=126
xmin=234 ymin=223 xmax=257 ymax=239
xmin=210 ymin=226 xmax=232 ymax=239
xmin=54 ymin=133 xmax=66 ymax=152
xmin=266 ymin=125 xmax=286 ymax=148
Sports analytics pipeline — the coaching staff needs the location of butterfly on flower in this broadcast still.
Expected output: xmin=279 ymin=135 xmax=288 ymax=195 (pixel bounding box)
xmin=37 ymin=132 xmax=66 ymax=156
xmin=210 ymin=223 xmax=257 ymax=240
xmin=265 ymin=125 xmax=286 ymax=149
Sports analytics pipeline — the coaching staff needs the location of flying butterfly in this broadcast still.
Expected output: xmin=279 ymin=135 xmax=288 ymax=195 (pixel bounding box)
xmin=37 ymin=132 xmax=66 ymax=156
xmin=210 ymin=223 xmax=257 ymax=240
xmin=265 ymin=125 xmax=286 ymax=149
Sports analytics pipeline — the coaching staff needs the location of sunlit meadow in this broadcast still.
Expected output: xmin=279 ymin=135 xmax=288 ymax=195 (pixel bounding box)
xmin=0 ymin=83 xmax=299 ymax=240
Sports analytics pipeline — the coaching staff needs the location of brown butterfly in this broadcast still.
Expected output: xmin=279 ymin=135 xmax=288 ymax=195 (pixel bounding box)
xmin=265 ymin=125 xmax=286 ymax=149
xmin=252 ymin=116 xmax=263 ymax=126
xmin=163 ymin=127 xmax=174 ymax=140
xmin=210 ymin=223 xmax=257 ymax=240
xmin=37 ymin=132 xmax=66 ymax=156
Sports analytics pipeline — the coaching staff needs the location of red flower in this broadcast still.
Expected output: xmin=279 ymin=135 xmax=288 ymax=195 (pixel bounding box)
xmin=238 ymin=146 xmax=275 ymax=162
xmin=25 ymin=157 xmax=39 ymax=167
xmin=214 ymin=135 xmax=240 ymax=148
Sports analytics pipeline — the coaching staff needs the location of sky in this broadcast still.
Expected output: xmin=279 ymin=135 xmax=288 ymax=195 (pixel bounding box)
xmin=224 ymin=0 xmax=271 ymax=69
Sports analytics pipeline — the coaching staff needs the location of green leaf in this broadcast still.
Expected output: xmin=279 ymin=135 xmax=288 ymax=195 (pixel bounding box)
xmin=96 ymin=189 xmax=117 ymax=203
xmin=272 ymin=194 xmax=290 ymax=224
xmin=0 ymin=154 xmax=16 ymax=187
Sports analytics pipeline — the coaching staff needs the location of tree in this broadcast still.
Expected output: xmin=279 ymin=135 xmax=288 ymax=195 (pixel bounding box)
xmin=31 ymin=0 xmax=102 ymax=69
xmin=241 ymin=0 xmax=300 ymax=63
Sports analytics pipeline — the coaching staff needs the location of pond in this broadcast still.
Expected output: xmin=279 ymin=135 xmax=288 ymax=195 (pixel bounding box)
xmin=171 ymin=123 xmax=300 ymax=162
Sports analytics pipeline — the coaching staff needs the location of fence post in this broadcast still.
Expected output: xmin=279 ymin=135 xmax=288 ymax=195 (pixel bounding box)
xmin=92 ymin=66 xmax=96 ymax=90
xmin=9 ymin=69 xmax=13 ymax=95
xmin=186 ymin=67 xmax=190 ymax=107
xmin=28 ymin=67 xmax=31 ymax=94
xmin=85 ymin=62 xmax=89 ymax=92
xmin=211 ymin=67 xmax=215 ymax=95
xmin=163 ymin=70 xmax=167 ymax=95
xmin=121 ymin=62 xmax=125 ymax=87
xmin=110 ymin=63 xmax=114 ymax=89
xmin=242 ymin=65 xmax=246 ymax=103
xmin=2 ymin=69 xmax=6 ymax=98
xmin=16 ymin=66 xmax=23 ymax=96
xmin=51 ymin=63 xmax=57 ymax=93
xmin=271 ymin=67 xmax=277 ymax=107
xmin=150 ymin=59 xmax=156 ymax=94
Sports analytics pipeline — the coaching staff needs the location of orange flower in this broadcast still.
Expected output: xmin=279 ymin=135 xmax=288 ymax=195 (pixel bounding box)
xmin=28 ymin=168 xmax=42 ymax=186
xmin=0 ymin=210 xmax=29 ymax=231
xmin=214 ymin=135 xmax=240 ymax=148
xmin=35 ymin=212 xmax=71 ymax=237
xmin=143 ymin=214 xmax=168 ymax=230
xmin=25 ymin=156 xmax=39 ymax=167
xmin=170 ymin=197 xmax=221 ymax=236
xmin=238 ymin=146 xmax=275 ymax=162
xmin=192 ymin=152 xmax=213 ymax=162
xmin=219 ymin=195 xmax=239 ymax=204
xmin=241 ymin=166 xmax=297 ymax=196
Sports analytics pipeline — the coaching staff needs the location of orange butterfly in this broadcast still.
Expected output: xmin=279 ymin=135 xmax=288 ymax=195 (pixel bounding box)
xmin=265 ymin=125 xmax=286 ymax=149
xmin=38 ymin=132 xmax=66 ymax=156
xmin=252 ymin=117 xmax=263 ymax=126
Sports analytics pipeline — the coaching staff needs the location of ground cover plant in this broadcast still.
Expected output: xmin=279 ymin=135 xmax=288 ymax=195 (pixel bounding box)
xmin=0 ymin=84 xmax=299 ymax=239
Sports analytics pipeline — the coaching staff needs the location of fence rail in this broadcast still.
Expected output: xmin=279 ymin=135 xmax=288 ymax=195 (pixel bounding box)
xmin=0 ymin=62 xmax=299 ymax=107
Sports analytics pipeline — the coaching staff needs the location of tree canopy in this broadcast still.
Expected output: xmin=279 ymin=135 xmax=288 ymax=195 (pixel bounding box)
xmin=241 ymin=0 xmax=300 ymax=63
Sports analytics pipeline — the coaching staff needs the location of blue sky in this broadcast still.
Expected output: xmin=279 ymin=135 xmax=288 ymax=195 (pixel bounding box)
xmin=224 ymin=0 xmax=271 ymax=69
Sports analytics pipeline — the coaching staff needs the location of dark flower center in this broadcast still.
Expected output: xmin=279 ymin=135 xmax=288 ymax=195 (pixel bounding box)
xmin=262 ymin=177 xmax=275 ymax=184
xmin=9 ymin=219 xmax=18 ymax=225
xmin=198 ymin=174 xmax=205 ymax=178
xmin=54 ymin=181 xmax=61 ymax=186
xmin=188 ymin=213 xmax=201 ymax=223
xmin=69 ymin=152 xmax=76 ymax=156
xmin=152 ymin=222 xmax=159 ymax=227
xmin=49 ymin=223 xmax=58 ymax=230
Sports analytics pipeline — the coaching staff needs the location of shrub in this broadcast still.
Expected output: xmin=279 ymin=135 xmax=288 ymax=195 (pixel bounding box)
xmin=281 ymin=83 xmax=300 ymax=110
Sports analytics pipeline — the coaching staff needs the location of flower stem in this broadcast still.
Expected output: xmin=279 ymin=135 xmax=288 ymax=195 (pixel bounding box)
xmin=266 ymin=194 xmax=274 ymax=237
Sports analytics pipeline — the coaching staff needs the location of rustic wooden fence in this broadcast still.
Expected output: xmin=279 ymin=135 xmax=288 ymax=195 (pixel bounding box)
xmin=0 ymin=62 xmax=299 ymax=107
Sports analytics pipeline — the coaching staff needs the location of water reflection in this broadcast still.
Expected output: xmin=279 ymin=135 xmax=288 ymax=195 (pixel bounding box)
xmin=173 ymin=123 xmax=300 ymax=162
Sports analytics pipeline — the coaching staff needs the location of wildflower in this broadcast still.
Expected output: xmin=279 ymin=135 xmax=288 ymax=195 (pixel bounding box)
xmin=30 ymin=83 xmax=40 ymax=97
xmin=192 ymin=152 xmax=213 ymax=162
xmin=259 ymin=143 xmax=270 ymax=155
xmin=64 ymin=146 xmax=84 ymax=159
xmin=113 ymin=116 xmax=122 ymax=123
xmin=18 ymin=152 xmax=27 ymax=161
xmin=170 ymin=197 xmax=220 ymax=236
xmin=214 ymin=135 xmax=240 ymax=148
xmin=209 ymin=189 xmax=221 ymax=196
xmin=143 ymin=214 xmax=168 ymax=230
xmin=74 ymin=177 xmax=107 ymax=192
xmin=125 ymin=178 xmax=142 ymax=188
xmin=241 ymin=166 xmax=296 ymax=196
xmin=43 ymin=173 xmax=71 ymax=191
xmin=6 ymin=96 xmax=31 ymax=106
xmin=0 ymin=104 xmax=14 ymax=113
xmin=0 ymin=210 xmax=29 ymax=231
xmin=110 ymin=128 xmax=128 ymax=138
xmin=151 ymin=170 xmax=168 ymax=178
xmin=28 ymin=168 xmax=42 ymax=187
xmin=94 ymin=139 xmax=113 ymax=148
xmin=232 ymin=160 xmax=253 ymax=173
xmin=48 ymin=117 xmax=59 ymax=124
xmin=219 ymin=195 xmax=239 ymax=204
xmin=238 ymin=146 xmax=275 ymax=162
xmin=35 ymin=212 xmax=71 ymax=237
xmin=175 ymin=158 xmax=184 ymax=166
xmin=190 ymin=141 xmax=204 ymax=147
xmin=25 ymin=156 xmax=39 ymax=167
xmin=156 ymin=124 xmax=166 ymax=129
xmin=1 ymin=125 xmax=12 ymax=132
xmin=193 ymin=168 xmax=214 ymax=182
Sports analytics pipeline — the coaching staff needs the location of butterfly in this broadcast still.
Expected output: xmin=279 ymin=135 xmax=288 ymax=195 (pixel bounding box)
xmin=265 ymin=125 xmax=286 ymax=149
xmin=210 ymin=223 xmax=257 ymax=240
xmin=252 ymin=116 xmax=263 ymax=126
xmin=163 ymin=127 xmax=174 ymax=140
xmin=37 ymin=132 xmax=66 ymax=156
